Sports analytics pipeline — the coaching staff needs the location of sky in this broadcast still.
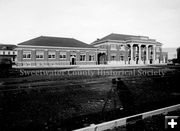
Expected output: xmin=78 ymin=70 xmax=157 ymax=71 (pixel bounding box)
xmin=0 ymin=0 xmax=180 ymax=47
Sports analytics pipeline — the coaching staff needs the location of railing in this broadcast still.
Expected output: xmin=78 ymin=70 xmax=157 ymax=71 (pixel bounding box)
xmin=74 ymin=104 xmax=180 ymax=131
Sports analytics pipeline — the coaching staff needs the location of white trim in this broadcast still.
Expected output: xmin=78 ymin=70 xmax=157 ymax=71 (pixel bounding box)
xmin=94 ymin=42 xmax=158 ymax=48
xmin=0 ymin=50 xmax=17 ymax=55
xmin=92 ymin=39 xmax=125 ymax=45
xmin=93 ymin=38 xmax=158 ymax=45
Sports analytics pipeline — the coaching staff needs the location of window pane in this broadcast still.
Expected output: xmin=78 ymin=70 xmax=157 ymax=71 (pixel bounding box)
xmin=89 ymin=54 xmax=95 ymax=61
xmin=60 ymin=52 xmax=66 ymax=59
xmin=23 ymin=51 xmax=31 ymax=59
xmin=110 ymin=44 xmax=117 ymax=50
xmin=48 ymin=51 xmax=56 ymax=59
xmin=80 ymin=54 xmax=86 ymax=61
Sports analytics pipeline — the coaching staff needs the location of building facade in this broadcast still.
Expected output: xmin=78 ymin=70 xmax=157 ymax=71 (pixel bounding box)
xmin=13 ymin=34 xmax=168 ymax=67
xmin=14 ymin=36 xmax=104 ymax=67
xmin=91 ymin=33 xmax=168 ymax=65
xmin=0 ymin=44 xmax=17 ymax=64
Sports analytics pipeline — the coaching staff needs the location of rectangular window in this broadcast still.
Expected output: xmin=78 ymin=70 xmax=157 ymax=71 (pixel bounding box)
xmin=80 ymin=54 xmax=86 ymax=61
xmin=120 ymin=55 xmax=124 ymax=61
xmin=110 ymin=44 xmax=117 ymax=50
xmin=59 ymin=52 xmax=66 ymax=59
xmin=89 ymin=54 xmax=95 ymax=61
xmin=120 ymin=45 xmax=125 ymax=51
xmin=36 ymin=51 xmax=44 ymax=59
xmin=23 ymin=51 xmax=31 ymax=59
xmin=48 ymin=51 xmax=56 ymax=59
xmin=111 ymin=54 xmax=116 ymax=61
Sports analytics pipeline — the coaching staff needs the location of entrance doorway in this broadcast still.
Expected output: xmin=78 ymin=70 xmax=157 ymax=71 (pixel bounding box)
xmin=97 ymin=53 xmax=107 ymax=64
xmin=70 ymin=55 xmax=76 ymax=65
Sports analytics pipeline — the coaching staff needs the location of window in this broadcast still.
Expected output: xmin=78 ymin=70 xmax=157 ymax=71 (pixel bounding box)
xmin=48 ymin=51 xmax=56 ymax=59
xmin=120 ymin=55 xmax=124 ymax=61
xmin=36 ymin=51 xmax=44 ymax=59
xmin=12 ymin=57 xmax=15 ymax=62
xmin=119 ymin=45 xmax=125 ymax=51
xmin=23 ymin=51 xmax=31 ymax=59
xmin=111 ymin=54 xmax=116 ymax=61
xmin=59 ymin=52 xmax=66 ymax=59
xmin=89 ymin=54 xmax=95 ymax=61
xmin=80 ymin=54 xmax=86 ymax=61
xmin=100 ymin=45 xmax=106 ymax=49
xmin=110 ymin=44 xmax=117 ymax=50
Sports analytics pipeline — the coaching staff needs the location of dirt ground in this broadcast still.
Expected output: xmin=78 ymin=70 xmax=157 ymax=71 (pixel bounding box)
xmin=0 ymin=65 xmax=180 ymax=130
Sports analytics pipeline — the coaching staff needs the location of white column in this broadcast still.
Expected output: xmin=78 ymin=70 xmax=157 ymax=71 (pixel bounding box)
xmin=146 ymin=45 xmax=149 ymax=64
xmin=153 ymin=45 xmax=156 ymax=64
xmin=138 ymin=44 xmax=143 ymax=64
xmin=130 ymin=44 xmax=134 ymax=64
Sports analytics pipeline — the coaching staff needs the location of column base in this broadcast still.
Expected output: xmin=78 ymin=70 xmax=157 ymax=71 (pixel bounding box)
xmin=153 ymin=60 xmax=159 ymax=64
xmin=145 ymin=60 xmax=150 ymax=65
xmin=130 ymin=60 xmax=136 ymax=65
xmin=138 ymin=60 xmax=144 ymax=65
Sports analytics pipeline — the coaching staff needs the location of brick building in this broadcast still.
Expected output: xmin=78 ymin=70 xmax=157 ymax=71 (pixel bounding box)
xmin=91 ymin=33 xmax=168 ymax=65
xmin=0 ymin=44 xmax=17 ymax=64
xmin=14 ymin=34 xmax=168 ymax=67
xmin=14 ymin=36 xmax=106 ymax=67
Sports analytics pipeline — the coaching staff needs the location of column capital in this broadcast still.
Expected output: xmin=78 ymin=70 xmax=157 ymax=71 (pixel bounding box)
xmin=129 ymin=43 xmax=134 ymax=47
xmin=146 ymin=44 xmax=149 ymax=47
xmin=138 ymin=44 xmax=142 ymax=47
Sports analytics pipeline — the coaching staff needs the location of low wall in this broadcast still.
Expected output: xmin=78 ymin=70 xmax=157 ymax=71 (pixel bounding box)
xmin=74 ymin=104 xmax=180 ymax=131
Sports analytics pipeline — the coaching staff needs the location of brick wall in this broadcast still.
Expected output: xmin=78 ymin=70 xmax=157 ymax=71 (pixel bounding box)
xmin=15 ymin=47 xmax=97 ymax=67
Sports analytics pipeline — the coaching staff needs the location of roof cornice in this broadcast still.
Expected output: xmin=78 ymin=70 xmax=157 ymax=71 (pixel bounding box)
xmin=16 ymin=45 xmax=97 ymax=50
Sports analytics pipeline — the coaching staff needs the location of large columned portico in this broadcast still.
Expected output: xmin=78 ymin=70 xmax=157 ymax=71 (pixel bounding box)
xmin=92 ymin=33 xmax=167 ymax=66
xmin=128 ymin=44 xmax=156 ymax=65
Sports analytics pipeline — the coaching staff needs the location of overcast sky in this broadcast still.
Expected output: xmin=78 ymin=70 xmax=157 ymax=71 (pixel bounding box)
xmin=0 ymin=0 xmax=180 ymax=47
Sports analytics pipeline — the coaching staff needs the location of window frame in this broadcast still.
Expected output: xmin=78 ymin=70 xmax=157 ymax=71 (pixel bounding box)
xmin=80 ymin=54 xmax=86 ymax=61
xmin=120 ymin=55 xmax=124 ymax=61
xmin=23 ymin=51 xmax=31 ymax=59
xmin=110 ymin=44 xmax=117 ymax=50
xmin=110 ymin=54 xmax=116 ymax=61
xmin=48 ymin=51 xmax=56 ymax=59
xmin=89 ymin=54 xmax=95 ymax=61
xmin=36 ymin=51 xmax=44 ymax=59
xmin=59 ymin=52 xmax=67 ymax=59
xmin=119 ymin=45 xmax=125 ymax=51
